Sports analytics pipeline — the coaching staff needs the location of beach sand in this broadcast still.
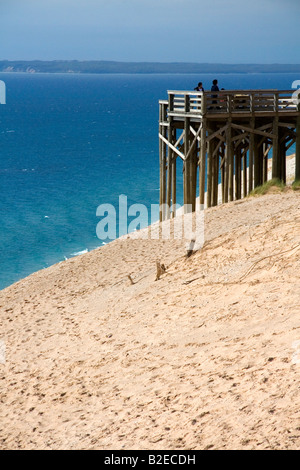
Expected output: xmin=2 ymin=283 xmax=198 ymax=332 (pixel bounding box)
xmin=0 ymin=157 xmax=300 ymax=450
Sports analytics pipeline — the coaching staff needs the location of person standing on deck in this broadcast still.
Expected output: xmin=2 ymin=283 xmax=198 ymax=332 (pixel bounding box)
xmin=194 ymin=82 xmax=204 ymax=92
xmin=211 ymin=79 xmax=220 ymax=106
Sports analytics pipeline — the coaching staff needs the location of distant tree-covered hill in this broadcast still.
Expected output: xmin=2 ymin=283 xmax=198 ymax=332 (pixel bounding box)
xmin=1 ymin=60 xmax=300 ymax=74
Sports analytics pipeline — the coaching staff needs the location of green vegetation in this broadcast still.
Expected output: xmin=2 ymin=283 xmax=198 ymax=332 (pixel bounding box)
xmin=1 ymin=61 xmax=300 ymax=75
xmin=292 ymin=180 xmax=300 ymax=191
xmin=249 ymin=179 xmax=286 ymax=196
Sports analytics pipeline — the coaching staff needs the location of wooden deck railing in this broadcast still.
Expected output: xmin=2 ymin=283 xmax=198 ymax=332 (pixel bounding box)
xmin=166 ymin=89 xmax=298 ymax=117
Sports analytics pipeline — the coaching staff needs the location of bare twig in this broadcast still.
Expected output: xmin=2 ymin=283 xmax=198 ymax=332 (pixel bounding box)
xmin=155 ymin=261 xmax=166 ymax=281
xmin=238 ymin=244 xmax=300 ymax=282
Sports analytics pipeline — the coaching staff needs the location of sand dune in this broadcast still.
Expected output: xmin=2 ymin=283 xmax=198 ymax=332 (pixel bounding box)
xmin=0 ymin=174 xmax=300 ymax=449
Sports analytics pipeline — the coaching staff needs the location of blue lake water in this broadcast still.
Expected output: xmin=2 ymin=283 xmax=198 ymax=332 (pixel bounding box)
xmin=0 ymin=72 xmax=298 ymax=290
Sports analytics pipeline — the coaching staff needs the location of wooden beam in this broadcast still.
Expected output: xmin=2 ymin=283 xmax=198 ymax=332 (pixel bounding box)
xmin=263 ymin=145 xmax=272 ymax=158
xmin=256 ymin=123 xmax=273 ymax=131
xmin=213 ymin=139 xmax=224 ymax=157
xmin=185 ymin=123 xmax=203 ymax=161
xmin=232 ymin=132 xmax=248 ymax=143
xmin=231 ymin=122 xmax=274 ymax=140
xmin=206 ymin=124 xmax=228 ymax=142
xmin=286 ymin=137 xmax=296 ymax=152
xmin=175 ymin=130 xmax=185 ymax=148
xmin=279 ymin=129 xmax=296 ymax=144
xmin=159 ymin=133 xmax=185 ymax=161
xmin=190 ymin=126 xmax=201 ymax=142
xmin=278 ymin=122 xmax=296 ymax=128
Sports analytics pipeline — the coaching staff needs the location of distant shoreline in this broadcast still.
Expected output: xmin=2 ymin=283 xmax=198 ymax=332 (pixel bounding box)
xmin=1 ymin=60 xmax=300 ymax=75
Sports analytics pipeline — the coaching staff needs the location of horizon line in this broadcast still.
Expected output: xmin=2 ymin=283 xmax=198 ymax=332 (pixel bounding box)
xmin=1 ymin=59 xmax=300 ymax=65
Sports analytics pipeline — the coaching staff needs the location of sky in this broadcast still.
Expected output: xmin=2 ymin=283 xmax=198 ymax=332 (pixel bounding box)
xmin=1 ymin=0 xmax=300 ymax=63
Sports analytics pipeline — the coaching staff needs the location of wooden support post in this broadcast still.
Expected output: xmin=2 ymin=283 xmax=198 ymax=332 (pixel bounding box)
xmin=279 ymin=129 xmax=286 ymax=184
xmin=254 ymin=135 xmax=260 ymax=188
xmin=171 ymin=127 xmax=177 ymax=217
xmin=262 ymin=142 xmax=268 ymax=183
xmin=166 ymin=94 xmax=174 ymax=219
xmin=229 ymin=126 xmax=234 ymax=202
xmin=212 ymin=149 xmax=219 ymax=206
xmin=248 ymin=118 xmax=255 ymax=193
xmin=235 ymin=145 xmax=242 ymax=200
xmin=295 ymin=114 xmax=300 ymax=182
xmin=220 ymin=143 xmax=225 ymax=203
xmin=224 ymin=136 xmax=229 ymax=203
xmin=159 ymin=103 xmax=163 ymax=221
xmin=207 ymin=128 xmax=213 ymax=208
xmin=166 ymin=132 xmax=173 ymax=219
xmin=186 ymin=124 xmax=200 ymax=212
xmin=183 ymin=93 xmax=192 ymax=212
xmin=281 ymin=142 xmax=286 ymax=184
xmin=199 ymin=118 xmax=207 ymax=207
xmin=159 ymin=103 xmax=167 ymax=221
xmin=199 ymin=94 xmax=207 ymax=208
xmin=243 ymin=150 xmax=247 ymax=198
xmin=258 ymin=141 xmax=264 ymax=186
xmin=272 ymin=116 xmax=279 ymax=180
xmin=211 ymin=125 xmax=219 ymax=206
xmin=190 ymin=138 xmax=198 ymax=212
xmin=184 ymin=118 xmax=191 ymax=212
xmin=225 ymin=120 xmax=233 ymax=202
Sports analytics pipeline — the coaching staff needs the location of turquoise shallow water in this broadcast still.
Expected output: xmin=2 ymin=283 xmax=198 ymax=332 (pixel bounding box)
xmin=0 ymin=72 xmax=298 ymax=290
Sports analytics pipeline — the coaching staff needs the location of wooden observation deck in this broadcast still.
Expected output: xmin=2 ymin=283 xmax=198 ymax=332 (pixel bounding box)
xmin=159 ymin=89 xmax=300 ymax=220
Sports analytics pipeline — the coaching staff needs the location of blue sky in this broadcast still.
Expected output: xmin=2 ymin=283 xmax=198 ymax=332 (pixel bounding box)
xmin=1 ymin=0 xmax=300 ymax=63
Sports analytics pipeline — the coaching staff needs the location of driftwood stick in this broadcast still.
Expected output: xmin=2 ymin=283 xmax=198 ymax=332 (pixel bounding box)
xmin=155 ymin=261 xmax=166 ymax=281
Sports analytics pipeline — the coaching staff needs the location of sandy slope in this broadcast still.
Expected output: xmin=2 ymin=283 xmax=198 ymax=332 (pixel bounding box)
xmin=0 ymin=187 xmax=300 ymax=449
